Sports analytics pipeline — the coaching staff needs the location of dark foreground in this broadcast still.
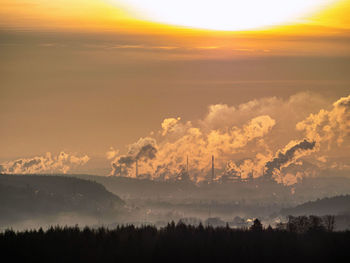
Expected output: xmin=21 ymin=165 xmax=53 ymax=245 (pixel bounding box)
xmin=1 ymin=224 xmax=349 ymax=263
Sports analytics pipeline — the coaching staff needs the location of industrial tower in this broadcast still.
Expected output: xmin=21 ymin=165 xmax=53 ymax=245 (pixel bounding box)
xmin=212 ymin=155 xmax=215 ymax=183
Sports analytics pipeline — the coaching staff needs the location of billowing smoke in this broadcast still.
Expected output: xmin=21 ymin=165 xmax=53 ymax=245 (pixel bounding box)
xmin=108 ymin=93 xmax=350 ymax=185
xmin=264 ymin=140 xmax=316 ymax=185
xmin=111 ymin=137 xmax=157 ymax=176
xmin=220 ymin=139 xmax=316 ymax=185
xmin=110 ymin=113 xmax=276 ymax=180
xmin=106 ymin=147 xmax=119 ymax=160
xmin=265 ymin=140 xmax=316 ymax=177
xmin=0 ymin=152 xmax=90 ymax=174
xmin=222 ymin=95 xmax=350 ymax=185
xmin=297 ymin=95 xmax=350 ymax=147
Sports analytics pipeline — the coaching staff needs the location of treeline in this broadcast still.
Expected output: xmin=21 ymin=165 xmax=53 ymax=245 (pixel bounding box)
xmin=279 ymin=215 xmax=336 ymax=232
xmin=1 ymin=220 xmax=349 ymax=263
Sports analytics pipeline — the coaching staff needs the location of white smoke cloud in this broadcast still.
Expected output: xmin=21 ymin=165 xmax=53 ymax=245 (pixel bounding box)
xmin=110 ymin=110 xmax=276 ymax=181
xmin=108 ymin=93 xmax=350 ymax=185
xmin=0 ymin=152 xmax=90 ymax=174
xmin=161 ymin=117 xmax=182 ymax=136
xmin=221 ymin=139 xmax=316 ymax=185
xmin=297 ymin=94 xmax=350 ymax=148
xmin=106 ymin=147 xmax=119 ymax=160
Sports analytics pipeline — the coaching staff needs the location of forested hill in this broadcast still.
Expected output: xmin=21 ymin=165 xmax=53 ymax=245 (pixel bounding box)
xmin=281 ymin=195 xmax=350 ymax=216
xmin=0 ymin=175 xmax=124 ymax=226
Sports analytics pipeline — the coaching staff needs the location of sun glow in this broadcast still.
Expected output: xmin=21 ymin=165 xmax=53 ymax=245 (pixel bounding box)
xmin=113 ymin=0 xmax=338 ymax=31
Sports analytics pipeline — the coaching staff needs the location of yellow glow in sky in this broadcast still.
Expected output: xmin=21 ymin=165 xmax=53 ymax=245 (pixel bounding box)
xmin=113 ymin=0 xmax=338 ymax=30
xmin=0 ymin=0 xmax=349 ymax=34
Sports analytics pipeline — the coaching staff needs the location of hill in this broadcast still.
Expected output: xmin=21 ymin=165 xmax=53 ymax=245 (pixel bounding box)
xmin=0 ymin=175 xmax=125 ymax=228
xmin=281 ymin=195 xmax=350 ymax=216
xmin=72 ymin=174 xmax=197 ymax=200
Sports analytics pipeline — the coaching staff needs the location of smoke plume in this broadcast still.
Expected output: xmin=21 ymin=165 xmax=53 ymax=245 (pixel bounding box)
xmin=297 ymin=95 xmax=350 ymax=147
xmin=264 ymin=140 xmax=316 ymax=185
xmin=111 ymin=137 xmax=157 ymax=176
xmin=110 ymin=113 xmax=276 ymax=180
xmin=108 ymin=93 xmax=350 ymax=185
xmin=265 ymin=140 xmax=316 ymax=177
xmin=0 ymin=152 xmax=90 ymax=174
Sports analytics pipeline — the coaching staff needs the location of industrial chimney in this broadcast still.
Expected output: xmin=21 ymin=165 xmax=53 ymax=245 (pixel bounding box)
xmin=212 ymin=155 xmax=215 ymax=183
xmin=186 ymin=155 xmax=189 ymax=175
xmin=136 ymin=159 xmax=139 ymax=178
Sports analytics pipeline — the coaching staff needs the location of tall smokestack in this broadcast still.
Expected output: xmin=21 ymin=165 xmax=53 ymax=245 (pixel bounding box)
xmin=212 ymin=155 xmax=215 ymax=182
xmin=136 ymin=159 xmax=138 ymax=178
xmin=186 ymin=155 xmax=189 ymax=175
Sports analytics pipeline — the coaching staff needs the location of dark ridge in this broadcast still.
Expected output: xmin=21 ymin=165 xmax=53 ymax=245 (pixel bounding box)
xmin=0 ymin=174 xmax=124 ymax=225
xmin=281 ymin=195 xmax=350 ymax=216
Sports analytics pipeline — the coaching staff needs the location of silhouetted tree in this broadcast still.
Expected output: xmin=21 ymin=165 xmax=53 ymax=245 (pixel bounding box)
xmin=1 ymin=222 xmax=349 ymax=263
xmin=308 ymin=215 xmax=326 ymax=232
xmin=324 ymin=215 xmax=335 ymax=232
xmin=250 ymin=218 xmax=263 ymax=231
xmin=266 ymin=225 xmax=273 ymax=232
xmin=287 ymin=215 xmax=328 ymax=233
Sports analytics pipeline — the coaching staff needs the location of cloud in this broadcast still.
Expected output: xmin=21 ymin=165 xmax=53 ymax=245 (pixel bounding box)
xmin=110 ymin=44 xmax=179 ymax=51
xmin=0 ymin=152 xmax=90 ymax=174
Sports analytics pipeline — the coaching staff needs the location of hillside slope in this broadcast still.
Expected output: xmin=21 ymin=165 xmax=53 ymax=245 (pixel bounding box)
xmin=0 ymin=175 xmax=124 ymax=227
xmin=72 ymin=174 xmax=350 ymax=204
xmin=281 ymin=195 xmax=350 ymax=216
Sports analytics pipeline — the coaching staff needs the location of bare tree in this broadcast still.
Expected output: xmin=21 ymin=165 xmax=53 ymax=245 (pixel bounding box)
xmin=324 ymin=215 xmax=335 ymax=232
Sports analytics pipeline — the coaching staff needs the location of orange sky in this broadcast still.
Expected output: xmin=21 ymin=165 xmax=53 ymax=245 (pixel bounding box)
xmin=1 ymin=0 xmax=350 ymax=59
xmin=1 ymin=0 xmax=350 ymax=175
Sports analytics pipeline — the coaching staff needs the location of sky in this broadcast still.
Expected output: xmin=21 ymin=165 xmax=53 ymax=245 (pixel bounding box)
xmin=0 ymin=0 xmax=349 ymax=181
